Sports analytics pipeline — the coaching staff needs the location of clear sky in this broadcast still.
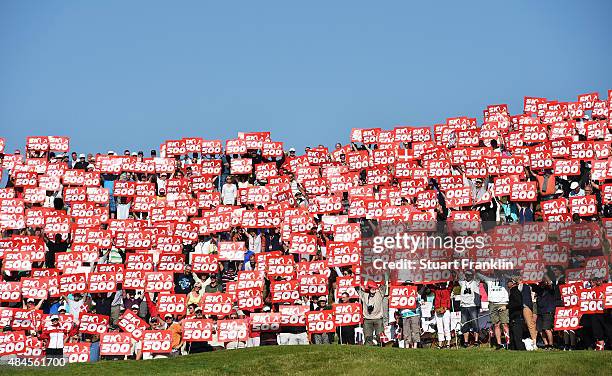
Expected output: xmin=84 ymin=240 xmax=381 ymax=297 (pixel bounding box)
xmin=1 ymin=0 xmax=611 ymax=155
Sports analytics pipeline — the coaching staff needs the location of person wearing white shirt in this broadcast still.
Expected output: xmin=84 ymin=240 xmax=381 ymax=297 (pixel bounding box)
xmin=459 ymin=271 xmax=481 ymax=347
xmin=477 ymin=272 xmax=510 ymax=349
xmin=221 ymin=176 xmax=238 ymax=205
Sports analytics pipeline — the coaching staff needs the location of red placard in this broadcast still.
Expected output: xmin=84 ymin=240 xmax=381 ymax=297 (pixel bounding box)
xmin=389 ymin=285 xmax=418 ymax=309
xmin=218 ymin=241 xmax=245 ymax=261
xmin=100 ymin=333 xmax=133 ymax=356
xmin=117 ymin=310 xmax=148 ymax=340
xmin=327 ymin=242 xmax=361 ymax=267
xmin=157 ymin=293 xmax=187 ymax=316
xmin=279 ymin=305 xmax=308 ymax=327
xmin=182 ymin=319 xmax=214 ymax=341
xmin=142 ymin=330 xmax=172 ymax=353
xmin=217 ymin=319 xmax=249 ymax=342
xmin=201 ymin=293 xmax=233 ymax=316
xmin=271 ymin=279 xmax=300 ymax=303
xmin=78 ymin=312 xmax=109 ymax=335
xmin=144 ymin=272 xmax=174 ymax=293
xmin=510 ymin=181 xmax=538 ymax=201
xmin=64 ymin=342 xmax=91 ymax=363
xmin=288 ymin=233 xmax=318 ymax=254
xmin=306 ymin=310 xmax=335 ymax=333
xmin=553 ymin=307 xmax=581 ymax=331
xmin=333 ymin=303 xmax=362 ymax=326
xmin=298 ymin=274 xmax=328 ymax=296
xmin=0 ymin=331 xmax=27 ymax=356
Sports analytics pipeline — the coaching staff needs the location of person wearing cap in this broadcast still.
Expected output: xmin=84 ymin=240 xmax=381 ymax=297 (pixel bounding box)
xmin=40 ymin=314 xmax=78 ymax=358
xmin=24 ymin=297 xmax=44 ymax=311
xmin=311 ymin=296 xmax=332 ymax=344
xmin=359 ymin=280 xmax=386 ymax=345
xmin=73 ymin=153 xmax=88 ymax=170
xmin=162 ymin=314 xmax=183 ymax=356
xmin=459 ymin=271 xmax=481 ymax=347
xmin=569 ymin=181 xmax=585 ymax=197
xmin=506 ymin=277 xmax=526 ymax=350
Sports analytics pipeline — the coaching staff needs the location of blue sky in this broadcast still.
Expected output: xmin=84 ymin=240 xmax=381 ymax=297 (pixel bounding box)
xmin=1 ymin=0 xmax=611 ymax=155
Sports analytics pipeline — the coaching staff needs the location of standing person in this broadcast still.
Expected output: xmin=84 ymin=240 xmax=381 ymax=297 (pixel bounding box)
xmin=311 ymin=296 xmax=331 ymax=344
xmin=221 ymin=176 xmax=238 ymax=205
xmin=174 ymin=264 xmax=201 ymax=295
xmin=533 ymin=275 xmax=556 ymax=349
xmin=433 ymin=282 xmax=452 ymax=348
xmin=40 ymin=315 xmax=77 ymax=358
xmin=507 ymin=277 xmax=526 ymax=351
xmin=477 ymin=272 xmax=510 ymax=349
xmin=73 ymin=154 xmax=88 ymax=170
xmin=459 ymin=271 xmax=481 ymax=347
xmin=519 ymin=279 xmax=538 ymax=350
xmin=336 ymin=292 xmax=356 ymax=345
xmin=44 ymin=233 xmax=71 ymax=269
xmin=400 ymin=292 xmax=421 ymax=349
xmin=359 ymin=281 xmax=385 ymax=346
xmin=164 ymin=314 xmax=183 ymax=357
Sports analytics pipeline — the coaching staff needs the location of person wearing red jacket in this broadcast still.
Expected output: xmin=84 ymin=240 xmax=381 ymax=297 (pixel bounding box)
xmin=39 ymin=315 xmax=78 ymax=358
xmin=433 ymin=282 xmax=453 ymax=348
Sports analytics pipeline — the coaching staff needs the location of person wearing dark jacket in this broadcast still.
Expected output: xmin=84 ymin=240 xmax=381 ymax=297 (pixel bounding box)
xmin=507 ymin=277 xmax=526 ymax=350
xmin=533 ymin=275 xmax=556 ymax=349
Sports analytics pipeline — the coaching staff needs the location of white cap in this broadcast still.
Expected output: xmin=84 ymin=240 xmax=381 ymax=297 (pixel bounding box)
xmin=79 ymin=153 xmax=86 ymax=158
xmin=570 ymin=181 xmax=579 ymax=190
xmin=87 ymin=164 xmax=94 ymax=170
xmin=50 ymin=314 xmax=60 ymax=320
xmin=108 ymin=150 xmax=116 ymax=155
xmin=131 ymin=152 xmax=137 ymax=156
xmin=289 ymin=148 xmax=296 ymax=152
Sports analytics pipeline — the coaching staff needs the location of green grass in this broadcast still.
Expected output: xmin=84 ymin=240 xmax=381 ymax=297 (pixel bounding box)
xmin=3 ymin=345 xmax=611 ymax=376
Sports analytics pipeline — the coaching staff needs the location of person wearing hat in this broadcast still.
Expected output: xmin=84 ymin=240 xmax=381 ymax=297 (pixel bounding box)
xmin=73 ymin=153 xmax=88 ymax=170
xmin=506 ymin=277 xmax=526 ymax=350
xmin=164 ymin=313 xmax=184 ymax=356
xmin=24 ymin=297 xmax=44 ymax=311
xmin=311 ymin=296 xmax=332 ymax=345
xmin=40 ymin=314 xmax=78 ymax=358
xmin=569 ymin=181 xmax=585 ymax=197
xmin=359 ymin=280 xmax=386 ymax=345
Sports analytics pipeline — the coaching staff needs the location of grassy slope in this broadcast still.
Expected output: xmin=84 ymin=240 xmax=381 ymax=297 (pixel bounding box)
xmin=4 ymin=346 xmax=611 ymax=376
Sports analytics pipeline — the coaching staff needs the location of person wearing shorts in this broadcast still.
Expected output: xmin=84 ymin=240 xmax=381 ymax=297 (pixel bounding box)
xmin=489 ymin=303 xmax=509 ymax=348
xmin=533 ymin=275 xmax=556 ymax=349
xmin=477 ymin=272 xmax=510 ymax=349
